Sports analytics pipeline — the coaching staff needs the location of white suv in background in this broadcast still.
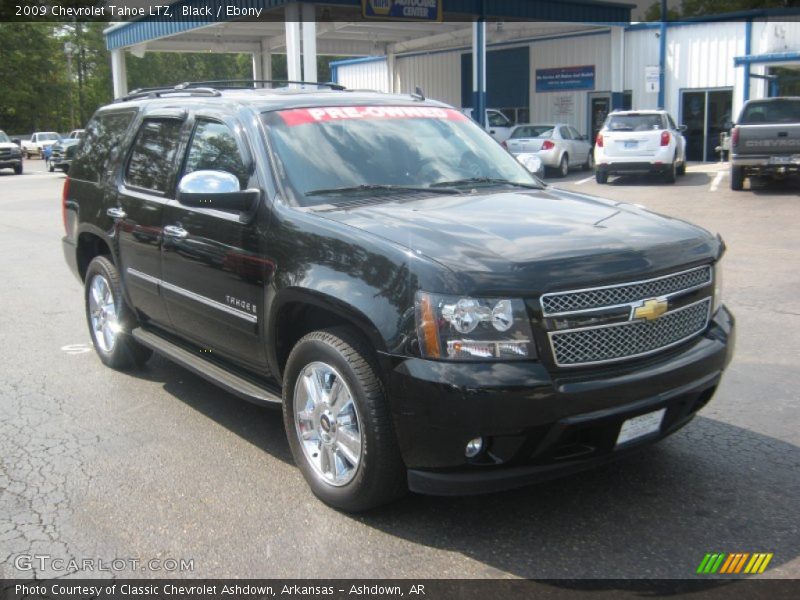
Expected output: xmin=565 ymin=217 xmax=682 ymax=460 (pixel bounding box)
xmin=594 ymin=110 xmax=687 ymax=184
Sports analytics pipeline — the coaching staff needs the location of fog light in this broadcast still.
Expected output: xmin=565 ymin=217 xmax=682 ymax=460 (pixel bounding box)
xmin=465 ymin=437 xmax=484 ymax=458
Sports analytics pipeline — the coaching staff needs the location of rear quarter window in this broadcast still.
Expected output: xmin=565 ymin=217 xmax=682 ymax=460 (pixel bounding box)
xmin=70 ymin=111 xmax=136 ymax=182
xmin=739 ymin=100 xmax=800 ymax=124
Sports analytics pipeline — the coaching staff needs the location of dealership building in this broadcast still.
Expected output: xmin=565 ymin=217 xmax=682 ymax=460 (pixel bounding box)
xmin=105 ymin=1 xmax=800 ymax=162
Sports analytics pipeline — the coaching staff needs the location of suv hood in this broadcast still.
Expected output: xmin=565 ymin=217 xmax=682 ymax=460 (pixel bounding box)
xmin=0 ymin=142 xmax=19 ymax=149
xmin=313 ymin=188 xmax=720 ymax=293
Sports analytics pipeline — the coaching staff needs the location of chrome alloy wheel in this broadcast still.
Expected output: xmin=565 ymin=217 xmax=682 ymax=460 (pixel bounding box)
xmin=293 ymin=361 xmax=363 ymax=486
xmin=88 ymin=274 xmax=120 ymax=353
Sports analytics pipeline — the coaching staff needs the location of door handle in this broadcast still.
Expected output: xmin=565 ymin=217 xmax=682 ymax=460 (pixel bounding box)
xmin=106 ymin=207 xmax=126 ymax=220
xmin=163 ymin=225 xmax=188 ymax=239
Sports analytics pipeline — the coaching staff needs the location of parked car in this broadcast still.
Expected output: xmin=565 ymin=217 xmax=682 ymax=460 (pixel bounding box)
xmin=63 ymin=83 xmax=733 ymax=512
xmin=729 ymin=97 xmax=800 ymax=191
xmin=594 ymin=110 xmax=687 ymax=184
xmin=504 ymin=123 xmax=593 ymax=177
xmin=68 ymin=129 xmax=86 ymax=139
xmin=0 ymin=130 xmax=23 ymax=175
xmin=21 ymin=131 xmax=61 ymax=159
xmin=461 ymin=108 xmax=515 ymax=142
xmin=48 ymin=138 xmax=81 ymax=173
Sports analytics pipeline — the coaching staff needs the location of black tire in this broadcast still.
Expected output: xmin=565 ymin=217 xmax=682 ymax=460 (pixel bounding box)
xmin=283 ymin=328 xmax=406 ymax=512
xmin=557 ymin=154 xmax=569 ymax=178
xmin=48 ymin=161 xmax=55 ymax=173
xmin=84 ymin=256 xmax=152 ymax=370
xmin=583 ymin=152 xmax=594 ymax=171
xmin=677 ymin=160 xmax=686 ymax=176
xmin=663 ymin=158 xmax=677 ymax=184
xmin=13 ymin=163 xmax=22 ymax=175
xmin=731 ymin=165 xmax=745 ymax=191
xmin=25 ymin=151 xmax=31 ymax=160
xmin=595 ymin=169 xmax=608 ymax=184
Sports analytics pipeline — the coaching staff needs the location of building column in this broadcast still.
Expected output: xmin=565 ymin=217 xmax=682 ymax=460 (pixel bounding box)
xmin=387 ymin=52 xmax=396 ymax=93
xmin=285 ymin=3 xmax=302 ymax=82
xmin=110 ymin=48 xmax=128 ymax=99
xmin=610 ymin=26 xmax=625 ymax=110
xmin=261 ymin=39 xmax=273 ymax=82
xmin=301 ymin=3 xmax=318 ymax=82
xmin=472 ymin=18 xmax=487 ymax=127
xmin=658 ymin=0 xmax=667 ymax=109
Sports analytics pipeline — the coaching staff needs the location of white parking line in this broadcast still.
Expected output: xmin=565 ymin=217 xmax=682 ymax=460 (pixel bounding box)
xmin=574 ymin=175 xmax=595 ymax=185
xmin=709 ymin=171 xmax=725 ymax=192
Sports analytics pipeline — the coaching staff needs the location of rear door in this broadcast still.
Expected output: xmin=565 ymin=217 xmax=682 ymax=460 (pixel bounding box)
xmin=602 ymin=113 xmax=665 ymax=158
xmin=569 ymin=126 xmax=590 ymax=163
xmin=116 ymin=112 xmax=188 ymax=329
xmin=160 ymin=114 xmax=269 ymax=370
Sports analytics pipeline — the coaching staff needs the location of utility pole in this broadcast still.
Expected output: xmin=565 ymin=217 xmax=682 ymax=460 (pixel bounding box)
xmin=64 ymin=41 xmax=76 ymax=131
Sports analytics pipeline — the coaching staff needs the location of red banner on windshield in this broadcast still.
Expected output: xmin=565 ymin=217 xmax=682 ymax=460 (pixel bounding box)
xmin=278 ymin=106 xmax=468 ymax=126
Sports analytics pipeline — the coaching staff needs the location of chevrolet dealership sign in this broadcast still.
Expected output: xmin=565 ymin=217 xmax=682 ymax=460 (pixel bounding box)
xmin=362 ymin=0 xmax=443 ymax=22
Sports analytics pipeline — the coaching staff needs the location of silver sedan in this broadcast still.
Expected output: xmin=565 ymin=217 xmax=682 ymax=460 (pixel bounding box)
xmin=504 ymin=123 xmax=594 ymax=177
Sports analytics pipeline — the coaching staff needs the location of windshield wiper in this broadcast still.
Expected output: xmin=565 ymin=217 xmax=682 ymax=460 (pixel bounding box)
xmin=430 ymin=177 xmax=543 ymax=190
xmin=306 ymin=184 xmax=460 ymax=197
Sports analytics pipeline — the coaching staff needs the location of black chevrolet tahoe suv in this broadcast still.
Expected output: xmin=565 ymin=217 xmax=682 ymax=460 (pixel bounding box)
xmin=63 ymin=82 xmax=734 ymax=511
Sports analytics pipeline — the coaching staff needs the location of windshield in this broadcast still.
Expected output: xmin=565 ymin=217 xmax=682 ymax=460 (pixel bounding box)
xmin=511 ymin=125 xmax=554 ymax=139
xmin=38 ymin=133 xmax=60 ymax=141
xmin=0 ymin=132 xmax=10 ymax=143
xmin=739 ymin=99 xmax=800 ymax=124
xmin=262 ymin=106 xmax=540 ymax=206
xmin=606 ymin=114 xmax=664 ymax=132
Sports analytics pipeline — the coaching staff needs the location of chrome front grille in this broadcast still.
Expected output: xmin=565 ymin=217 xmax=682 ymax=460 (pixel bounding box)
xmin=541 ymin=266 xmax=712 ymax=315
xmin=549 ymin=298 xmax=711 ymax=367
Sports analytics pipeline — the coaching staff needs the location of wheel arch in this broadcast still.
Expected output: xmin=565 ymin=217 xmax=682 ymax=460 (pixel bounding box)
xmin=76 ymin=227 xmax=115 ymax=282
xmin=267 ymin=288 xmax=389 ymax=381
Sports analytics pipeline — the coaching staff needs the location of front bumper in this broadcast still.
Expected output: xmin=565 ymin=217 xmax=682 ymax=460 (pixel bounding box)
xmin=0 ymin=158 xmax=22 ymax=169
xmin=384 ymin=307 xmax=734 ymax=495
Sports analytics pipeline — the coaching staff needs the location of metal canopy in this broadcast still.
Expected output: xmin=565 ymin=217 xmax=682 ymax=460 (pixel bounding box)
xmin=105 ymin=0 xmax=633 ymax=52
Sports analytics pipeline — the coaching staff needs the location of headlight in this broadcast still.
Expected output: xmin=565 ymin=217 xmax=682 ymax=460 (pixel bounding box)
xmin=415 ymin=292 xmax=535 ymax=360
xmin=712 ymin=261 xmax=723 ymax=314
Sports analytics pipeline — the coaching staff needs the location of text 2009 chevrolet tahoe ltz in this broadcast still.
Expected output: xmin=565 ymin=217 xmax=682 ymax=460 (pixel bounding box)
xmin=62 ymin=83 xmax=734 ymax=511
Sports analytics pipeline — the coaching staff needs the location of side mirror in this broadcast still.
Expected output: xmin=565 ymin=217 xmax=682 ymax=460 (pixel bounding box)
xmin=724 ymin=120 xmax=734 ymax=130
xmin=679 ymin=124 xmax=688 ymax=132
xmin=177 ymin=170 xmax=259 ymax=212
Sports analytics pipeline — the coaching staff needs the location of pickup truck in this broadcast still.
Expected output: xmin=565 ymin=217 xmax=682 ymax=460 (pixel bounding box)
xmin=461 ymin=108 xmax=515 ymax=142
xmin=730 ymin=97 xmax=800 ymax=190
xmin=21 ymin=131 xmax=61 ymax=159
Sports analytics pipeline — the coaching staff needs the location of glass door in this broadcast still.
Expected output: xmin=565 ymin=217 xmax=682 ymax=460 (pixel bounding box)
xmin=681 ymin=89 xmax=733 ymax=162
xmin=589 ymin=94 xmax=611 ymax=146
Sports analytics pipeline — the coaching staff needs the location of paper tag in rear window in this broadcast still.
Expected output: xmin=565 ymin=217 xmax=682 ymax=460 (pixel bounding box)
xmin=278 ymin=106 xmax=468 ymax=126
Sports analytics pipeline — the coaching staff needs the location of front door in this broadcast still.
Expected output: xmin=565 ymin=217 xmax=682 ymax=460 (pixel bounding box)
xmin=160 ymin=117 xmax=269 ymax=371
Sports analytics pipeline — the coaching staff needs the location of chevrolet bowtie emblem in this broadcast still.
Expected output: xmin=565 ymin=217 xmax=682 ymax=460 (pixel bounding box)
xmin=633 ymin=298 xmax=668 ymax=321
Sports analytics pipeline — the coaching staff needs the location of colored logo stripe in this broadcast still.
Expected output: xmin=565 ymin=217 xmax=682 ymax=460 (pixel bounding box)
xmin=697 ymin=553 xmax=773 ymax=574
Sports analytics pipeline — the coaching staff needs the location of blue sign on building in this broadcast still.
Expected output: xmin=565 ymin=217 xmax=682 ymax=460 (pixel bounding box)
xmin=535 ymin=66 xmax=596 ymax=93
xmin=362 ymin=0 xmax=443 ymax=22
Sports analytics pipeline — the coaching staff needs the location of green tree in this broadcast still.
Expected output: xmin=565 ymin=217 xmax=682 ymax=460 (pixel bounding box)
xmin=0 ymin=23 xmax=68 ymax=133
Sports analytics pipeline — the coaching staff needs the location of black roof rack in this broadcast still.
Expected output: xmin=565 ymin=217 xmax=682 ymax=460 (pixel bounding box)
xmin=177 ymin=80 xmax=347 ymax=91
xmin=115 ymin=80 xmax=347 ymax=103
xmin=116 ymin=85 xmax=221 ymax=103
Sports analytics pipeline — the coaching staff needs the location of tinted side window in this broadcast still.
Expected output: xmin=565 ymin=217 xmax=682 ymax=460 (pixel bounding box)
xmin=569 ymin=127 xmax=582 ymax=140
xmin=488 ymin=111 xmax=509 ymax=127
xmin=183 ymin=120 xmax=249 ymax=189
xmin=559 ymin=126 xmax=572 ymax=140
xmin=125 ymin=119 xmax=184 ymax=194
xmin=71 ymin=111 xmax=136 ymax=183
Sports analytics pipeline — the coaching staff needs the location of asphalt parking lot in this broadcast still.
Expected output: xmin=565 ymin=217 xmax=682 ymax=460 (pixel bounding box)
xmin=0 ymin=158 xmax=798 ymax=580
